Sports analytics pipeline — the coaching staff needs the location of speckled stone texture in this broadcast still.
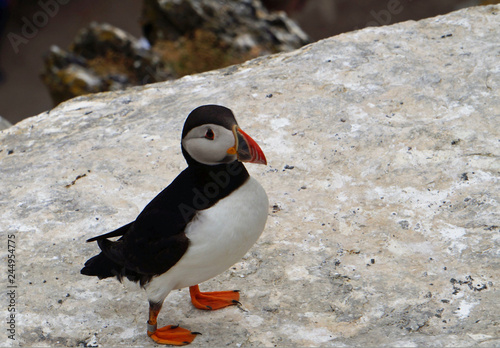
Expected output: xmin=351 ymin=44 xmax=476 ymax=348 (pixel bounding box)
xmin=1 ymin=5 xmax=499 ymax=347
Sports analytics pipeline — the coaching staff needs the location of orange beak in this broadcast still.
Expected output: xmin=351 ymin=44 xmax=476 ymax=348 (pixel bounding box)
xmin=227 ymin=126 xmax=267 ymax=165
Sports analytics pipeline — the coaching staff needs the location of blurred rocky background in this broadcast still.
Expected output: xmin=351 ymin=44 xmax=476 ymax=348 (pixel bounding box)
xmin=0 ymin=0 xmax=499 ymax=126
xmin=40 ymin=0 xmax=309 ymax=106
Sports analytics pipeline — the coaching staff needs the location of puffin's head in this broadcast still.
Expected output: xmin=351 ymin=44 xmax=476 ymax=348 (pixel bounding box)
xmin=181 ymin=105 xmax=267 ymax=166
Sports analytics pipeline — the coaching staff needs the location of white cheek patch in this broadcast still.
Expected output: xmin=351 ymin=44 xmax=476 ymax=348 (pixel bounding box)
xmin=182 ymin=125 xmax=237 ymax=165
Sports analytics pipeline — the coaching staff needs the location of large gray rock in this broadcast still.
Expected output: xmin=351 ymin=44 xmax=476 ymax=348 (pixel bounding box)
xmin=1 ymin=5 xmax=498 ymax=347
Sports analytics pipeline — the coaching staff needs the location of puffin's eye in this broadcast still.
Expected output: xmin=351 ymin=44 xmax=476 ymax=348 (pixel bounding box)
xmin=205 ymin=128 xmax=215 ymax=140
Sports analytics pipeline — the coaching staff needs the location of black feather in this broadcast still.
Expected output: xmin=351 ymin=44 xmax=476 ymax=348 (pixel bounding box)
xmin=86 ymin=222 xmax=133 ymax=242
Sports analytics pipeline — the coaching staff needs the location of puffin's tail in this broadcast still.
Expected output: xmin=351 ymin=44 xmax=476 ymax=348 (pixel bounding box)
xmin=81 ymin=222 xmax=150 ymax=285
xmin=81 ymin=222 xmax=133 ymax=281
xmin=80 ymin=252 xmax=124 ymax=280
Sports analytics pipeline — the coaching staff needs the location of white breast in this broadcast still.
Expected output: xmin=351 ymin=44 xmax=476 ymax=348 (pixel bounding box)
xmin=146 ymin=177 xmax=268 ymax=303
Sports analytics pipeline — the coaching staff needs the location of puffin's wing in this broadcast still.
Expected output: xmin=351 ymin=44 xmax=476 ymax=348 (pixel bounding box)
xmin=96 ymin=206 xmax=190 ymax=277
xmin=83 ymin=167 xmax=196 ymax=281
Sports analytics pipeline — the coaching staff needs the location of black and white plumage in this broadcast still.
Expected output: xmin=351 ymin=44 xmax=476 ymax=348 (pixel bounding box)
xmin=81 ymin=105 xmax=268 ymax=345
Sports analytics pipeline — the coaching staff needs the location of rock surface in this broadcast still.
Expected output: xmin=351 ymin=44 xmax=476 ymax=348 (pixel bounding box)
xmin=1 ymin=5 xmax=499 ymax=347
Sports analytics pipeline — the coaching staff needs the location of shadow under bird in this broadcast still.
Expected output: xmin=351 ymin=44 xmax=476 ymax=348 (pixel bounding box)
xmin=81 ymin=105 xmax=268 ymax=345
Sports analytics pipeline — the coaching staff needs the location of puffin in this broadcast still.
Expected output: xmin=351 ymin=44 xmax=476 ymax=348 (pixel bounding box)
xmin=81 ymin=105 xmax=268 ymax=345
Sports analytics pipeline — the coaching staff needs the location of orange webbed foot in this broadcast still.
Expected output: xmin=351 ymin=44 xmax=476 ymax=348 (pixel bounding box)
xmin=189 ymin=284 xmax=240 ymax=310
xmin=148 ymin=324 xmax=200 ymax=346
